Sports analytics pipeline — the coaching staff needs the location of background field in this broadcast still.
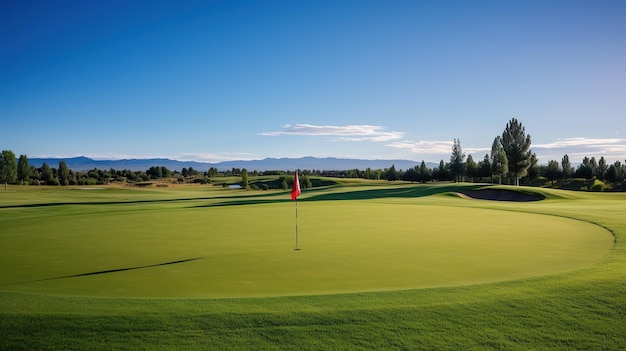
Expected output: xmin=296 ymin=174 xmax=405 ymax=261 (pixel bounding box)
xmin=1 ymin=182 xmax=625 ymax=350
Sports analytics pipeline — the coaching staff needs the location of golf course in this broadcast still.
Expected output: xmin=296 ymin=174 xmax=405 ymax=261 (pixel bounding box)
xmin=1 ymin=181 xmax=625 ymax=350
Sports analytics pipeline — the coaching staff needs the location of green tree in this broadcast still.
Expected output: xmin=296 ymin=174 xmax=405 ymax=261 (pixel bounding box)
xmin=526 ymin=152 xmax=539 ymax=183
xmin=589 ymin=157 xmax=598 ymax=177
xmin=465 ymin=154 xmax=478 ymax=182
xmin=280 ymin=177 xmax=289 ymax=190
xmin=418 ymin=161 xmax=432 ymax=183
xmin=478 ymin=154 xmax=491 ymax=180
xmin=161 ymin=166 xmax=172 ymax=178
xmin=545 ymin=160 xmax=562 ymax=185
xmin=0 ymin=150 xmax=18 ymax=189
xmin=364 ymin=167 xmax=380 ymax=180
xmin=561 ymin=154 xmax=573 ymax=180
xmin=597 ymin=156 xmax=607 ymax=180
xmin=384 ymin=165 xmax=398 ymax=181
xmin=575 ymin=157 xmax=593 ymax=179
xmin=501 ymin=118 xmax=532 ymax=186
xmin=40 ymin=163 xmax=54 ymax=185
xmin=490 ymin=136 xmax=508 ymax=184
xmin=17 ymin=154 xmax=30 ymax=185
xmin=300 ymin=174 xmax=312 ymax=189
xmin=241 ymin=168 xmax=248 ymax=189
xmin=606 ymin=164 xmax=618 ymax=184
xmin=449 ymin=139 xmax=465 ymax=182
xmin=606 ymin=161 xmax=623 ymax=184
xmin=403 ymin=166 xmax=418 ymax=183
xmin=433 ymin=159 xmax=449 ymax=181
xmin=58 ymin=160 xmax=70 ymax=186
xmin=208 ymin=167 xmax=219 ymax=178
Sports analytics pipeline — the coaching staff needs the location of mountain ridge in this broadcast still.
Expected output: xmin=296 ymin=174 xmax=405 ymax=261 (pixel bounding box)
xmin=28 ymin=156 xmax=434 ymax=172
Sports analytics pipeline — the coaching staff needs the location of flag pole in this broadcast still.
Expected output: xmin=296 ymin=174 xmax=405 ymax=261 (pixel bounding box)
xmin=292 ymin=169 xmax=301 ymax=251
xmin=294 ymin=198 xmax=300 ymax=250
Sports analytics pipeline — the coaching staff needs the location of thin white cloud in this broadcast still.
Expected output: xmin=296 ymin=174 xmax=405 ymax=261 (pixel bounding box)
xmin=386 ymin=140 xmax=489 ymax=156
xmin=533 ymin=137 xmax=626 ymax=162
xmin=533 ymin=137 xmax=625 ymax=149
xmin=387 ymin=140 xmax=453 ymax=154
xmin=174 ymin=153 xmax=256 ymax=162
xmin=260 ymin=124 xmax=403 ymax=141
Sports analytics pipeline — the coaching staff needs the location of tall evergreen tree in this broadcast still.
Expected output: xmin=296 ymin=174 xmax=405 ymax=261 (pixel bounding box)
xmin=241 ymin=168 xmax=248 ymax=189
xmin=501 ymin=118 xmax=532 ymax=186
xmin=575 ymin=157 xmax=593 ymax=179
xmin=490 ymin=136 xmax=508 ymax=184
xmin=479 ymin=154 xmax=491 ymax=180
xmin=418 ymin=161 xmax=432 ymax=183
xmin=589 ymin=157 xmax=598 ymax=177
xmin=433 ymin=159 xmax=448 ymax=181
xmin=403 ymin=167 xmax=418 ymax=183
xmin=606 ymin=164 xmax=618 ymax=184
xmin=616 ymin=161 xmax=624 ymax=182
xmin=39 ymin=163 xmax=54 ymax=184
xmin=526 ymin=152 xmax=539 ymax=183
xmin=384 ymin=165 xmax=398 ymax=181
xmin=0 ymin=150 xmax=18 ymax=189
xmin=545 ymin=160 xmax=562 ymax=185
xmin=58 ymin=160 xmax=70 ymax=186
xmin=465 ymin=154 xmax=478 ymax=182
xmin=449 ymin=139 xmax=466 ymax=182
xmin=17 ymin=154 xmax=30 ymax=185
xmin=597 ymin=156 xmax=607 ymax=180
xmin=561 ymin=154 xmax=573 ymax=180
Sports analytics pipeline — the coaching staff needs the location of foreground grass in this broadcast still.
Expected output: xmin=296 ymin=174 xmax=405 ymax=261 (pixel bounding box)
xmin=1 ymin=183 xmax=625 ymax=350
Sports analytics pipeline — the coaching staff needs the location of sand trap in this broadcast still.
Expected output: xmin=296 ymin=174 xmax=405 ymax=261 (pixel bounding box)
xmin=457 ymin=189 xmax=545 ymax=202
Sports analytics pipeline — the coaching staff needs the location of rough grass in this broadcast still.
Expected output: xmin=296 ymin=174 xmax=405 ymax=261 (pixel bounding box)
xmin=1 ymin=183 xmax=625 ymax=350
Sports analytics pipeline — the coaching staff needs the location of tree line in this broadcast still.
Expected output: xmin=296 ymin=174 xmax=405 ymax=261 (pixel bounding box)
xmin=1 ymin=118 xmax=624 ymax=190
xmin=0 ymin=151 xmax=314 ymax=189
xmin=389 ymin=118 xmax=625 ymax=189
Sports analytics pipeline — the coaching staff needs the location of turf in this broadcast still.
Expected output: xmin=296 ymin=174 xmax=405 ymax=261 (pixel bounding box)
xmin=1 ymin=182 xmax=625 ymax=350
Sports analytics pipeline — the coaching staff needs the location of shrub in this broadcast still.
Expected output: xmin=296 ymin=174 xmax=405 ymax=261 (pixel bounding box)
xmin=590 ymin=179 xmax=606 ymax=192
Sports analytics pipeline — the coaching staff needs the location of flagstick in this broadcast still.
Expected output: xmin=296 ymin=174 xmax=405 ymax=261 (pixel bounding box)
xmin=294 ymin=198 xmax=300 ymax=250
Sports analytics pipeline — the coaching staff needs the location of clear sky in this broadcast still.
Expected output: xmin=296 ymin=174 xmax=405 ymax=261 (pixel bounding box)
xmin=2 ymin=0 xmax=625 ymax=164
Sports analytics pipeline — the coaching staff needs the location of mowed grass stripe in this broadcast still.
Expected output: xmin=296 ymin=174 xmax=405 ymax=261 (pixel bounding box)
xmin=0 ymin=198 xmax=613 ymax=297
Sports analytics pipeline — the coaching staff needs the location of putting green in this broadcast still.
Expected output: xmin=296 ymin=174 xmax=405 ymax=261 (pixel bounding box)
xmin=0 ymin=200 xmax=613 ymax=298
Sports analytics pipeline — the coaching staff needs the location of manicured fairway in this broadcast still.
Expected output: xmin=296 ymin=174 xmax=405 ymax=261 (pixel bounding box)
xmin=0 ymin=186 xmax=614 ymax=297
xmin=1 ymin=183 xmax=624 ymax=350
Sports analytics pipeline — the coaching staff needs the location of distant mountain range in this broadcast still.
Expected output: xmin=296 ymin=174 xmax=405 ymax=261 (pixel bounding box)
xmin=28 ymin=156 xmax=435 ymax=172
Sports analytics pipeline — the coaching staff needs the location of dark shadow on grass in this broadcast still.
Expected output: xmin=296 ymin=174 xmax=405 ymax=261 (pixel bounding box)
xmin=0 ymin=192 xmax=281 ymax=209
xmin=2 ymin=249 xmax=280 ymax=287
xmin=1 ymin=257 xmax=205 ymax=287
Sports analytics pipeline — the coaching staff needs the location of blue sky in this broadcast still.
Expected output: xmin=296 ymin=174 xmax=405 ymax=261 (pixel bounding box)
xmin=2 ymin=0 xmax=625 ymax=164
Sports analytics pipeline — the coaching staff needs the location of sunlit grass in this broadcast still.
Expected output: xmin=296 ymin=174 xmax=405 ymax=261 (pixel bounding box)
xmin=1 ymin=183 xmax=624 ymax=350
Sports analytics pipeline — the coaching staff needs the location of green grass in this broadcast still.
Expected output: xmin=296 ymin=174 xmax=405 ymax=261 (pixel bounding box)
xmin=1 ymin=183 xmax=625 ymax=350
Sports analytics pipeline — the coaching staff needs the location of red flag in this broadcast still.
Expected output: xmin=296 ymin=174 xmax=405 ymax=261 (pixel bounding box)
xmin=291 ymin=170 xmax=301 ymax=201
